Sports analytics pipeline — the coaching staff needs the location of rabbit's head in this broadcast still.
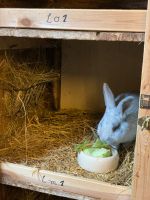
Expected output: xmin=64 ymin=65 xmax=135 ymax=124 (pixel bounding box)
xmin=97 ymin=83 xmax=135 ymax=148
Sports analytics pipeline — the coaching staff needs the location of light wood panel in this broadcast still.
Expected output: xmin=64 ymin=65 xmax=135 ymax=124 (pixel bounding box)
xmin=0 ymin=28 xmax=145 ymax=41
xmin=0 ymin=9 xmax=146 ymax=32
xmin=132 ymin=0 xmax=150 ymax=199
xmin=0 ymin=162 xmax=131 ymax=200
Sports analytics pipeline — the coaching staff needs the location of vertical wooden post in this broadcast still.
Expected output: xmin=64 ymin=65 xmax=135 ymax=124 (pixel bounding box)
xmin=132 ymin=0 xmax=150 ymax=199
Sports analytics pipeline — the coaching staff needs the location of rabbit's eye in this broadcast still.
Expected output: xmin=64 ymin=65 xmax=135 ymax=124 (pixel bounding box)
xmin=113 ymin=124 xmax=120 ymax=132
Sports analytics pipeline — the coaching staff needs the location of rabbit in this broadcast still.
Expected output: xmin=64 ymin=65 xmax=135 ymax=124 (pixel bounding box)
xmin=97 ymin=83 xmax=139 ymax=149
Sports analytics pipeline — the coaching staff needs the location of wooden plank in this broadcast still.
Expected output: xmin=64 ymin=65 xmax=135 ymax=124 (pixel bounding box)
xmin=132 ymin=0 xmax=150 ymax=199
xmin=0 ymin=162 xmax=131 ymax=200
xmin=2 ymin=179 xmax=94 ymax=200
xmin=0 ymin=28 xmax=145 ymax=41
xmin=0 ymin=9 xmax=146 ymax=32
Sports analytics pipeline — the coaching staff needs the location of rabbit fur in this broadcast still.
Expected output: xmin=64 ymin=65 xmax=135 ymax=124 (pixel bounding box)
xmin=97 ymin=83 xmax=139 ymax=149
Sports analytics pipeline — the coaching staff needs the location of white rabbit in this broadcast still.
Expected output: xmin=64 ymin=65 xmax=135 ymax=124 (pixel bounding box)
xmin=97 ymin=83 xmax=139 ymax=149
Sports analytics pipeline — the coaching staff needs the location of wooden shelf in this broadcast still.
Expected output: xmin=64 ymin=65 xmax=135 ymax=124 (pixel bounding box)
xmin=0 ymin=8 xmax=146 ymax=41
xmin=0 ymin=8 xmax=146 ymax=42
xmin=0 ymin=9 xmax=146 ymax=32
xmin=0 ymin=162 xmax=131 ymax=200
xmin=0 ymin=28 xmax=144 ymax=42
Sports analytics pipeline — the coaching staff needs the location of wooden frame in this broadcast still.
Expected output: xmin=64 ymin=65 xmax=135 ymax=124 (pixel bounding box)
xmin=0 ymin=9 xmax=146 ymax=32
xmin=132 ymin=0 xmax=150 ymax=199
xmin=0 ymin=162 xmax=131 ymax=200
xmin=0 ymin=28 xmax=145 ymax=42
xmin=0 ymin=4 xmax=150 ymax=200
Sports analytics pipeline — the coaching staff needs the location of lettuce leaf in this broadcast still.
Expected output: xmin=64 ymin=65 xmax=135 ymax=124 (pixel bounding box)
xmin=75 ymin=139 xmax=112 ymax=157
xmin=92 ymin=139 xmax=111 ymax=149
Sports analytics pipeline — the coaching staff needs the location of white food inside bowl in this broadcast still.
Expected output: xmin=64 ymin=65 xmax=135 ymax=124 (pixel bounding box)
xmin=77 ymin=148 xmax=119 ymax=173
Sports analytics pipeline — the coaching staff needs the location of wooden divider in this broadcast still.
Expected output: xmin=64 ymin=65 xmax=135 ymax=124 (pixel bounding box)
xmin=0 ymin=162 xmax=131 ymax=200
xmin=132 ymin=0 xmax=150 ymax=199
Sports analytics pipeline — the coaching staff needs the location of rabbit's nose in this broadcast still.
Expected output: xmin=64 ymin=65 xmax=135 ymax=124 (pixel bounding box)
xmin=108 ymin=141 xmax=119 ymax=149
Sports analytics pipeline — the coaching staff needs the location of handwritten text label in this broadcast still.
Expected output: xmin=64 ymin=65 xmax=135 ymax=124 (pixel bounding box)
xmin=41 ymin=175 xmax=65 ymax=187
xmin=47 ymin=13 xmax=68 ymax=24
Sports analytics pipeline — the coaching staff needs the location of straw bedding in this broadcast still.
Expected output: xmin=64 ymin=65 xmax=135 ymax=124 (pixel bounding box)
xmin=0 ymin=50 xmax=134 ymax=187
xmin=0 ymin=110 xmax=134 ymax=186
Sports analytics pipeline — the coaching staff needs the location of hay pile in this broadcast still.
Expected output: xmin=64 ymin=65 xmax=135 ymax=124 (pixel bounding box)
xmin=0 ymin=110 xmax=134 ymax=186
xmin=0 ymin=50 xmax=60 ymax=116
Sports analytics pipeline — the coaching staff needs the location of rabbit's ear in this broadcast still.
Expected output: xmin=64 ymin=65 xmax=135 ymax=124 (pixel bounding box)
xmin=103 ymin=83 xmax=115 ymax=109
xmin=115 ymin=94 xmax=128 ymax=105
xmin=117 ymin=96 xmax=134 ymax=117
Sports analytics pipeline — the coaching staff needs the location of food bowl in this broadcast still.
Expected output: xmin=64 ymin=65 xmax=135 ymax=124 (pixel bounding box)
xmin=77 ymin=148 xmax=119 ymax=173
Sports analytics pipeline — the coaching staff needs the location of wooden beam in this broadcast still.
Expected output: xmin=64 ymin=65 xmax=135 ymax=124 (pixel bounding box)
xmin=0 ymin=162 xmax=131 ymax=200
xmin=0 ymin=28 xmax=145 ymax=42
xmin=132 ymin=0 xmax=150 ymax=199
xmin=0 ymin=9 xmax=146 ymax=32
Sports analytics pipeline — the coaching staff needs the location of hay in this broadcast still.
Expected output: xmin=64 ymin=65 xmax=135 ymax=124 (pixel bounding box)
xmin=0 ymin=50 xmax=60 ymax=116
xmin=0 ymin=54 xmax=59 ymax=90
xmin=0 ymin=110 xmax=134 ymax=187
